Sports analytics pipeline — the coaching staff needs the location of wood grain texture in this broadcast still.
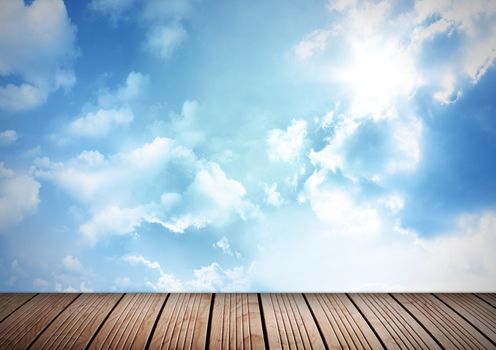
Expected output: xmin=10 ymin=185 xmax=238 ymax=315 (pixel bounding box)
xmin=349 ymin=293 xmax=440 ymax=350
xmin=0 ymin=293 xmax=78 ymax=349
xmin=477 ymin=293 xmax=496 ymax=308
xmin=148 ymin=293 xmax=212 ymax=350
xmin=260 ymin=293 xmax=325 ymax=349
xmin=436 ymin=293 xmax=496 ymax=344
xmin=0 ymin=293 xmax=36 ymax=322
xmin=306 ymin=293 xmax=383 ymax=349
xmin=394 ymin=293 xmax=495 ymax=349
xmin=88 ymin=293 xmax=166 ymax=350
xmin=209 ymin=293 xmax=265 ymax=350
xmin=30 ymin=293 xmax=122 ymax=350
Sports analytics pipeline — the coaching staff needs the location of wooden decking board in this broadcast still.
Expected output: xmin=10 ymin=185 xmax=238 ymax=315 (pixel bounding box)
xmin=88 ymin=293 xmax=166 ymax=350
xmin=394 ymin=293 xmax=495 ymax=349
xmin=149 ymin=293 xmax=211 ymax=350
xmin=349 ymin=293 xmax=441 ymax=349
xmin=209 ymin=293 xmax=265 ymax=349
xmin=0 ymin=293 xmax=36 ymax=323
xmin=261 ymin=293 xmax=325 ymax=349
xmin=30 ymin=293 xmax=122 ymax=349
xmin=0 ymin=293 xmax=79 ymax=349
xmin=436 ymin=293 xmax=496 ymax=344
xmin=306 ymin=293 xmax=383 ymax=349
xmin=477 ymin=293 xmax=496 ymax=309
xmin=0 ymin=293 xmax=494 ymax=349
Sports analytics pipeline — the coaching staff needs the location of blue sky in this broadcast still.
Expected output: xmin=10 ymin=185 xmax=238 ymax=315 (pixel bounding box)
xmin=1 ymin=0 xmax=496 ymax=292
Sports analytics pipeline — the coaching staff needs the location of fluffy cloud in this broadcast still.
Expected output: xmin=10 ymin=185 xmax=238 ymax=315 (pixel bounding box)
xmin=80 ymin=206 xmax=145 ymax=244
xmin=187 ymin=262 xmax=252 ymax=292
xmin=0 ymin=164 xmax=40 ymax=231
xmin=267 ymin=119 xmax=307 ymax=163
xmin=65 ymin=71 xmax=148 ymax=138
xmin=252 ymin=209 xmax=496 ymax=291
xmin=123 ymin=254 xmax=184 ymax=291
xmin=144 ymin=23 xmax=187 ymax=59
xmin=90 ymin=0 xmax=195 ymax=60
xmin=89 ymin=0 xmax=136 ymax=23
xmin=34 ymin=137 xmax=191 ymax=203
xmin=62 ymin=255 xmax=82 ymax=271
xmin=294 ymin=29 xmax=333 ymax=60
xmin=264 ymin=183 xmax=283 ymax=207
xmin=213 ymin=236 xmax=240 ymax=258
xmin=0 ymin=130 xmax=17 ymax=145
xmin=35 ymin=136 xmax=257 ymax=241
xmin=164 ymin=163 xmax=258 ymax=233
xmin=123 ymin=255 xmax=161 ymax=270
xmin=67 ymin=108 xmax=134 ymax=138
xmin=0 ymin=0 xmax=77 ymax=111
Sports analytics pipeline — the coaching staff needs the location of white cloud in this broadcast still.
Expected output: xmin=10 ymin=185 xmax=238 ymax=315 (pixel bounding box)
xmin=97 ymin=71 xmax=149 ymax=107
xmin=123 ymin=254 xmax=184 ymax=292
xmin=381 ymin=194 xmax=405 ymax=214
xmin=433 ymin=73 xmax=462 ymax=105
xmin=35 ymin=136 xmax=258 ymax=242
xmin=267 ymin=119 xmax=307 ymax=163
xmin=34 ymin=137 xmax=191 ymax=204
xmin=149 ymin=100 xmax=204 ymax=148
xmin=90 ymin=0 xmax=194 ymax=60
xmin=33 ymin=278 xmax=49 ymax=287
xmin=80 ymin=206 xmax=145 ymax=244
xmin=187 ymin=262 xmax=252 ymax=292
xmin=264 ymin=183 xmax=283 ymax=207
xmin=62 ymin=255 xmax=82 ymax=271
xmin=147 ymin=273 xmax=184 ymax=292
xmin=301 ymin=170 xmax=382 ymax=237
xmin=144 ymin=23 xmax=187 ymax=59
xmin=0 ymin=0 xmax=77 ymax=111
xmin=67 ymin=108 xmax=134 ymax=137
xmin=89 ymin=0 xmax=137 ymax=23
xmin=387 ymin=117 xmax=422 ymax=173
xmin=164 ymin=163 xmax=258 ymax=233
xmin=252 ymin=209 xmax=496 ymax=291
xmin=0 ymin=130 xmax=18 ymax=145
xmin=0 ymin=165 xmax=40 ymax=231
xmin=64 ymin=71 xmax=148 ymax=138
xmin=213 ymin=236 xmax=240 ymax=258
xmin=294 ymin=29 xmax=333 ymax=60
xmin=123 ymin=254 xmax=162 ymax=271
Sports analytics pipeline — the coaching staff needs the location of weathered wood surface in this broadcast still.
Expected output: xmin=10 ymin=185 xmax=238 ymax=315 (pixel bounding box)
xmin=0 ymin=293 xmax=495 ymax=349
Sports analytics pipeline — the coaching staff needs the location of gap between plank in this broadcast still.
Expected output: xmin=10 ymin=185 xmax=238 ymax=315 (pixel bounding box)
xmin=144 ymin=293 xmax=170 ymax=350
xmin=26 ymin=293 xmax=82 ymax=349
xmin=83 ymin=293 xmax=126 ymax=350
xmin=432 ymin=293 xmax=496 ymax=347
xmin=388 ymin=293 xmax=445 ymax=350
xmin=204 ymin=293 xmax=216 ymax=350
xmin=0 ymin=293 xmax=38 ymax=324
xmin=257 ymin=293 xmax=270 ymax=350
xmin=345 ymin=294 xmax=388 ymax=350
xmin=473 ymin=293 xmax=496 ymax=310
xmin=302 ymin=293 xmax=329 ymax=350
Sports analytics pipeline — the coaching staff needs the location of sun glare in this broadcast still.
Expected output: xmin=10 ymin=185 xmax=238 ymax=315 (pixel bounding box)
xmin=340 ymin=39 xmax=418 ymax=118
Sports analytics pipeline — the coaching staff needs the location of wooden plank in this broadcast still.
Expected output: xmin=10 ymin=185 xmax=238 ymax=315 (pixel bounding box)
xmin=260 ymin=293 xmax=325 ymax=349
xmin=209 ymin=293 xmax=265 ymax=350
xmin=30 ymin=293 xmax=122 ymax=349
xmin=306 ymin=293 xmax=383 ymax=349
xmin=349 ymin=293 xmax=440 ymax=350
xmin=477 ymin=293 xmax=496 ymax=308
xmin=0 ymin=293 xmax=78 ymax=349
xmin=88 ymin=293 xmax=166 ymax=350
xmin=0 ymin=293 xmax=36 ymax=322
xmin=394 ymin=293 xmax=495 ymax=349
xmin=436 ymin=293 xmax=496 ymax=344
xmin=149 ymin=293 xmax=211 ymax=350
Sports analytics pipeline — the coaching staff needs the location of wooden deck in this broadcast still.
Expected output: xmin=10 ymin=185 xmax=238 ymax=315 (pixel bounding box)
xmin=0 ymin=293 xmax=495 ymax=349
